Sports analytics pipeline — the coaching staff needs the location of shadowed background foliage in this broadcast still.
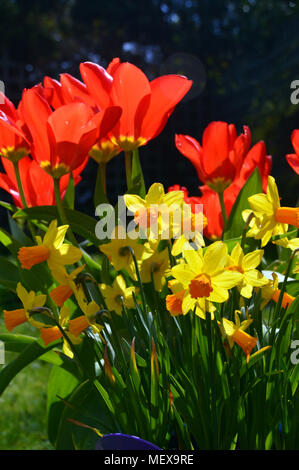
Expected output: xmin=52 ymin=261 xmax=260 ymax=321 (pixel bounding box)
xmin=0 ymin=0 xmax=298 ymax=219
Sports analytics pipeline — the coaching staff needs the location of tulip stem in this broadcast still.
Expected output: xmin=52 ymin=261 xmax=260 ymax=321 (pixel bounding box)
xmin=125 ymin=151 xmax=133 ymax=189
xmin=53 ymin=177 xmax=79 ymax=247
xmin=13 ymin=161 xmax=36 ymax=237
xmin=13 ymin=161 xmax=28 ymax=210
xmin=218 ymin=191 xmax=228 ymax=236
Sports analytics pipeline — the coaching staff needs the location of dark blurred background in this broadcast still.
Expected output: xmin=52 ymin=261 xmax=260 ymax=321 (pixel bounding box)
xmin=0 ymin=0 xmax=298 ymax=220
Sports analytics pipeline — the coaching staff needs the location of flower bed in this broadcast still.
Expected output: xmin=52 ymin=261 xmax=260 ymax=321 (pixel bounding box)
xmin=0 ymin=58 xmax=298 ymax=450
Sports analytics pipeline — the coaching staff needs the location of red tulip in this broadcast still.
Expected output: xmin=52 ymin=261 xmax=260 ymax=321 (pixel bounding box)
xmin=286 ymin=129 xmax=299 ymax=175
xmin=0 ymin=155 xmax=85 ymax=208
xmin=175 ymin=121 xmax=251 ymax=193
xmin=20 ymin=86 xmax=120 ymax=177
xmin=80 ymin=59 xmax=193 ymax=152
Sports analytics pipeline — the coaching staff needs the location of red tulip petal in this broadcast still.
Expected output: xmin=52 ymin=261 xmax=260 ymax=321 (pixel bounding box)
xmin=140 ymin=75 xmax=192 ymax=140
xmin=91 ymin=106 xmax=122 ymax=140
xmin=110 ymin=62 xmax=151 ymax=139
xmin=291 ymin=129 xmax=299 ymax=155
xmin=21 ymin=87 xmax=52 ymax=164
xmin=60 ymin=73 xmax=98 ymax=109
xmin=175 ymin=134 xmax=206 ymax=182
xmin=80 ymin=62 xmax=113 ymax=110
xmin=44 ymin=76 xmax=65 ymax=109
xmin=202 ymin=121 xmax=230 ymax=175
xmin=286 ymin=153 xmax=299 ymax=175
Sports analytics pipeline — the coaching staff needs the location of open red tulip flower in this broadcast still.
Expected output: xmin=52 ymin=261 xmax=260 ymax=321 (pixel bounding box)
xmin=175 ymin=121 xmax=251 ymax=193
xmin=43 ymin=74 xmax=123 ymax=165
xmin=286 ymin=129 xmax=299 ymax=175
xmin=0 ymin=92 xmax=31 ymax=163
xmin=79 ymin=59 xmax=193 ymax=152
xmin=20 ymin=86 xmax=120 ymax=178
xmin=0 ymin=155 xmax=85 ymax=208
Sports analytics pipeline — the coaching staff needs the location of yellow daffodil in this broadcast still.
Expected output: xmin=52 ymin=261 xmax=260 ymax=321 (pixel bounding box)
xmin=171 ymin=241 xmax=243 ymax=318
xmin=49 ymin=265 xmax=86 ymax=307
xmin=226 ymin=243 xmax=268 ymax=298
xmin=124 ymin=182 xmax=184 ymax=240
xmin=3 ymin=283 xmax=47 ymax=331
xmin=243 ymin=176 xmax=299 ymax=247
xmin=70 ymin=288 xmax=104 ymax=336
xmin=166 ymin=279 xmax=186 ymax=316
xmin=40 ymin=305 xmax=82 ymax=358
xmin=260 ymin=273 xmax=295 ymax=310
xmin=139 ymin=247 xmax=171 ymax=292
xmin=18 ymin=220 xmax=82 ymax=271
xmin=273 ymin=237 xmax=299 ymax=251
xmin=99 ymin=226 xmax=151 ymax=280
xmin=218 ymin=311 xmax=257 ymax=363
xmin=171 ymin=205 xmax=206 ymax=257
xmin=99 ymin=275 xmax=138 ymax=315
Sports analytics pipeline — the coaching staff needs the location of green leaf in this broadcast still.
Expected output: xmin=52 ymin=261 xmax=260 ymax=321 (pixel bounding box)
xmin=127 ymin=149 xmax=146 ymax=198
xmin=94 ymin=163 xmax=109 ymax=208
xmin=13 ymin=206 xmax=99 ymax=245
xmin=47 ymin=365 xmax=80 ymax=447
xmin=0 ymin=333 xmax=79 ymax=372
xmin=224 ymin=169 xmax=263 ymax=240
xmin=0 ymin=339 xmax=58 ymax=396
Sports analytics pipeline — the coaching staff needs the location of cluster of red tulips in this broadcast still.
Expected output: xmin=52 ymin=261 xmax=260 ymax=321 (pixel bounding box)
xmin=0 ymin=57 xmax=298 ymax=240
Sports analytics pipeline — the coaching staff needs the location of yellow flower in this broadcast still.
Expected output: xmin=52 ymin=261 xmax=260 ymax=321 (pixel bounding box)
xmin=99 ymin=275 xmax=138 ymax=315
xmin=99 ymin=226 xmax=151 ymax=279
xmin=3 ymin=283 xmax=47 ymax=331
xmin=218 ymin=311 xmax=257 ymax=363
xmin=166 ymin=279 xmax=186 ymax=316
xmin=243 ymin=176 xmax=299 ymax=247
xmin=71 ymin=288 xmax=104 ymax=336
xmin=40 ymin=305 xmax=82 ymax=358
xmin=139 ymin=247 xmax=171 ymax=292
xmin=260 ymin=273 xmax=295 ymax=310
xmin=226 ymin=243 xmax=268 ymax=298
xmin=272 ymin=237 xmax=299 ymax=251
xmin=50 ymin=265 xmax=86 ymax=307
xmin=18 ymin=220 xmax=82 ymax=271
xmin=124 ymin=182 xmax=184 ymax=240
xmin=171 ymin=241 xmax=243 ymax=317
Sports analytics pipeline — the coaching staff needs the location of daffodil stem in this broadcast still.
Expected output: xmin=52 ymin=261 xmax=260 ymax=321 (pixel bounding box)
xmin=53 ymin=177 xmax=79 ymax=248
xmin=218 ymin=191 xmax=227 ymax=236
xmin=125 ymin=151 xmax=133 ymax=189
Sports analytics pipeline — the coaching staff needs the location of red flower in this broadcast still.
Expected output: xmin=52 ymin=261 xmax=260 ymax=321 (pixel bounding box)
xmin=0 ymin=92 xmax=31 ymax=162
xmin=0 ymin=155 xmax=85 ymax=208
xmin=175 ymin=121 xmax=251 ymax=192
xmin=286 ymin=129 xmax=299 ymax=175
xmin=198 ymin=184 xmax=240 ymax=239
xmin=234 ymin=141 xmax=272 ymax=192
xmin=80 ymin=59 xmax=193 ymax=152
xmin=20 ymin=86 xmax=120 ymax=177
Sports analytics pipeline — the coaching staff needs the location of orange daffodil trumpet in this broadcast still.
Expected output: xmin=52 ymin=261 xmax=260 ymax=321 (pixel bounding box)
xmin=3 ymin=283 xmax=47 ymax=331
xmin=218 ymin=311 xmax=259 ymax=363
xmin=18 ymin=220 xmax=82 ymax=272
